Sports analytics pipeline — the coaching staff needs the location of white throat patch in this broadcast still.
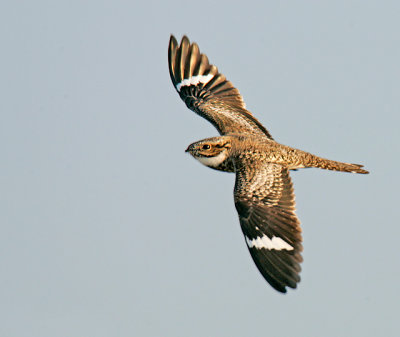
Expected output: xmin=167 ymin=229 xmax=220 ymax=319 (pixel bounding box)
xmin=245 ymin=235 xmax=294 ymax=251
xmin=197 ymin=151 xmax=227 ymax=168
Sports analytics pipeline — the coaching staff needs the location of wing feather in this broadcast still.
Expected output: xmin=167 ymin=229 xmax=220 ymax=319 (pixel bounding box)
xmin=234 ymin=163 xmax=302 ymax=293
xmin=168 ymin=35 xmax=273 ymax=139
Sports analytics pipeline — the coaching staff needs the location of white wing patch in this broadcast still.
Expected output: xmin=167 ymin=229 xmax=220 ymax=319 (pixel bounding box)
xmin=176 ymin=74 xmax=214 ymax=91
xmin=245 ymin=235 xmax=294 ymax=251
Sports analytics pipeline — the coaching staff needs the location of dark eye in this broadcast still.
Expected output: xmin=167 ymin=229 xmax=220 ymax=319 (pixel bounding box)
xmin=202 ymin=144 xmax=211 ymax=150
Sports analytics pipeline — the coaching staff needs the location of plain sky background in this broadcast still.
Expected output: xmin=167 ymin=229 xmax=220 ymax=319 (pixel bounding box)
xmin=1 ymin=1 xmax=399 ymax=336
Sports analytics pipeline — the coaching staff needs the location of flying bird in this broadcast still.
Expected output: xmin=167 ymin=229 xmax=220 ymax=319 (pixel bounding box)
xmin=168 ymin=35 xmax=369 ymax=293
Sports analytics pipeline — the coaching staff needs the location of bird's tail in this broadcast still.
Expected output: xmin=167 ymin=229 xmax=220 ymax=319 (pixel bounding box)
xmin=310 ymin=156 xmax=369 ymax=174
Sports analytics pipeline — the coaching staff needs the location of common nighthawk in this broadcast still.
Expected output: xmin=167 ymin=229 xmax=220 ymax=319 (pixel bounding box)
xmin=168 ymin=35 xmax=369 ymax=293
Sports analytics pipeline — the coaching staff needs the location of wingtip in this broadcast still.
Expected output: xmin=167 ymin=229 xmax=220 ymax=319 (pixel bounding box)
xmin=181 ymin=35 xmax=190 ymax=46
xmin=169 ymin=34 xmax=191 ymax=47
xmin=169 ymin=34 xmax=178 ymax=49
xmin=276 ymin=286 xmax=288 ymax=294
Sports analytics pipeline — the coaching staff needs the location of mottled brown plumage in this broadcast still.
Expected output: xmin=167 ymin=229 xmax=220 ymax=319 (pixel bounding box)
xmin=169 ymin=35 xmax=369 ymax=293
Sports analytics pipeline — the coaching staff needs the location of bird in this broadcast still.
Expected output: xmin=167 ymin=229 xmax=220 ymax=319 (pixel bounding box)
xmin=168 ymin=35 xmax=369 ymax=293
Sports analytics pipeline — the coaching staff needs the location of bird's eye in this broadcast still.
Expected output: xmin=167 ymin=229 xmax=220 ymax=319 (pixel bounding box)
xmin=202 ymin=144 xmax=211 ymax=150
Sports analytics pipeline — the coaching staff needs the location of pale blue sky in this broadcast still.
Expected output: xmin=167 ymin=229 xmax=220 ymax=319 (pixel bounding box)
xmin=1 ymin=1 xmax=399 ymax=336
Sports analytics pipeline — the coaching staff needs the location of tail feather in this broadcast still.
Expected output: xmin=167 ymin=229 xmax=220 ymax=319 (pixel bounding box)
xmin=314 ymin=158 xmax=369 ymax=174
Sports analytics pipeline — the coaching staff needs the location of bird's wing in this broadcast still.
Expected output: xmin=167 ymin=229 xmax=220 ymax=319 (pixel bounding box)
xmin=168 ymin=35 xmax=273 ymax=140
xmin=234 ymin=162 xmax=302 ymax=293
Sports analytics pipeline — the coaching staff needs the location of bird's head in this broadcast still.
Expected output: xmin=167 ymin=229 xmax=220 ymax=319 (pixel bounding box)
xmin=185 ymin=137 xmax=232 ymax=168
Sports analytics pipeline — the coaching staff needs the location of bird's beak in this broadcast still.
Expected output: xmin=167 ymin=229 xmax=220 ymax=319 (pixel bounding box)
xmin=185 ymin=144 xmax=193 ymax=153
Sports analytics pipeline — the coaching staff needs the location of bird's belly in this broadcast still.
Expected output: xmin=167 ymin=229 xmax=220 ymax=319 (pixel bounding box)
xmin=287 ymin=163 xmax=305 ymax=170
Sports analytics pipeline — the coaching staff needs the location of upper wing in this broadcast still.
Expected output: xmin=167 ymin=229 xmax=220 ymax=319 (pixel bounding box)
xmin=234 ymin=162 xmax=303 ymax=293
xmin=168 ymin=35 xmax=273 ymax=140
